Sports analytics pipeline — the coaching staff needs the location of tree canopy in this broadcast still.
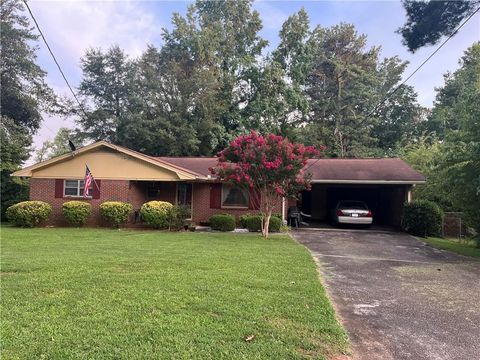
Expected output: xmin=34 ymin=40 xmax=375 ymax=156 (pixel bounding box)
xmin=74 ymin=3 xmax=424 ymax=159
xmin=398 ymin=0 xmax=479 ymax=52
xmin=211 ymin=131 xmax=319 ymax=237
xmin=0 ymin=0 xmax=57 ymax=218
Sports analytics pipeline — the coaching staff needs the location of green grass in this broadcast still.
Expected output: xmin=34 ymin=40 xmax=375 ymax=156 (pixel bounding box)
xmin=0 ymin=227 xmax=348 ymax=359
xmin=424 ymin=237 xmax=480 ymax=258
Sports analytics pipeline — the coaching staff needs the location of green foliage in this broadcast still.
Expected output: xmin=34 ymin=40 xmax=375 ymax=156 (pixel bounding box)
xmin=35 ymin=128 xmax=85 ymax=162
xmin=77 ymin=46 xmax=136 ymax=143
xmin=77 ymin=1 xmax=267 ymax=156
xmin=240 ymin=214 xmax=281 ymax=232
xmin=140 ymin=201 xmax=173 ymax=229
xmin=209 ymin=214 xmax=236 ymax=232
xmin=402 ymin=137 xmax=453 ymax=210
xmin=403 ymin=44 xmax=480 ymax=235
xmin=402 ymin=200 xmax=443 ymax=237
xmin=99 ymin=201 xmax=133 ymax=228
xmin=284 ymin=21 xmax=424 ymax=158
xmin=1 ymin=1 xmax=57 ymax=217
xmin=167 ymin=205 xmax=191 ymax=231
xmin=398 ymin=0 xmax=477 ymax=52
xmin=72 ymin=3 xmax=423 ymax=159
xmin=62 ymin=201 xmax=91 ymax=227
xmin=6 ymin=201 xmax=52 ymax=227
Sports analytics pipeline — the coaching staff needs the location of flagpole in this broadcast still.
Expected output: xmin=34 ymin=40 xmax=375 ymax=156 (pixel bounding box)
xmin=85 ymin=163 xmax=100 ymax=191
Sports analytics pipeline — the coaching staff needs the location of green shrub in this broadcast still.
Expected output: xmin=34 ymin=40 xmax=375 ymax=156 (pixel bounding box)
xmin=168 ymin=205 xmax=191 ymax=231
xmin=239 ymin=214 xmax=282 ymax=232
xmin=62 ymin=201 xmax=91 ymax=226
xmin=99 ymin=201 xmax=133 ymax=228
xmin=402 ymin=200 xmax=444 ymax=237
xmin=140 ymin=201 xmax=173 ymax=229
xmin=5 ymin=201 xmax=52 ymax=227
xmin=209 ymin=214 xmax=236 ymax=231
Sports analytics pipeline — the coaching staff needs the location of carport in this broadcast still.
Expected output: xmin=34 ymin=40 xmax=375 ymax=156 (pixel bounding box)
xmin=293 ymin=158 xmax=426 ymax=227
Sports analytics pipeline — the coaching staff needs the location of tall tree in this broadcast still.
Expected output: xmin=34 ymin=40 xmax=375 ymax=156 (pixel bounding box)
xmin=270 ymin=18 xmax=423 ymax=158
xmin=211 ymin=132 xmax=319 ymax=238
xmin=433 ymin=43 xmax=480 ymax=237
xmin=160 ymin=0 xmax=268 ymax=154
xmin=77 ymin=45 xmax=136 ymax=142
xmin=303 ymin=24 xmax=381 ymax=157
xmin=245 ymin=8 xmax=312 ymax=137
xmin=398 ymin=0 xmax=479 ymax=52
xmin=0 ymin=0 xmax=56 ymax=218
xmin=35 ymin=127 xmax=84 ymax=162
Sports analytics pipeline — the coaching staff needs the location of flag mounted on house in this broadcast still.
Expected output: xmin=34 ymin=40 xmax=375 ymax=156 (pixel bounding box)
xmin=83 ymin=165 xmax=94 ymax=197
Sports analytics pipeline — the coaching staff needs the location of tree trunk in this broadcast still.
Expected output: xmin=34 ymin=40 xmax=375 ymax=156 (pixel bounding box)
xmin=262 ymin=210 xmax=272 ymax=238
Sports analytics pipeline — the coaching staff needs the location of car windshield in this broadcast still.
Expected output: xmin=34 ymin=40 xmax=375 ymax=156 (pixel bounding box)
xmin=338 ymin=201 xmax=368 ymax=210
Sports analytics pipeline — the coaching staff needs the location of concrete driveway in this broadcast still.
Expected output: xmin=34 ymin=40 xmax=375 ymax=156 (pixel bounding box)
xmin=292 ymin=229 xmax=480 ymax=360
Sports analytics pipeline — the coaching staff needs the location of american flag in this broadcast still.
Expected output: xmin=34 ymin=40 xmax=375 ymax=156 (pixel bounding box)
xmin=83 ymin=165 xmax=94 ymax=197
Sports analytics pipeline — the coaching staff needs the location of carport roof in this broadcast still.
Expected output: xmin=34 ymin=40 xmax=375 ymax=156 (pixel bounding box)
xmin=306 ymin=158 xmax=425 ymax=184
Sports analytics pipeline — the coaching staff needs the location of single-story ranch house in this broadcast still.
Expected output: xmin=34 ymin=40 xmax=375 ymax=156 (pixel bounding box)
xmin=12 ymin=141 xmax=425 ymax=227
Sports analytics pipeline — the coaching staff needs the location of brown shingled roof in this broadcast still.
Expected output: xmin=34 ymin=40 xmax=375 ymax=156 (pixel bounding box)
xmin=156 ymin=157 xmax=218 ymax=177
xmin=155 ymin=156 xmax=425 ymax=183
xmin=305 ymin=158 xmax=425 ymax=183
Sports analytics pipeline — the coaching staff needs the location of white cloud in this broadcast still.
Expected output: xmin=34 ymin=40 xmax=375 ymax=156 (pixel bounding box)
xmin=27 ymin=0 xmax=164 ymax=162
xmin=30 ymin=0 xmax=163 ymax=64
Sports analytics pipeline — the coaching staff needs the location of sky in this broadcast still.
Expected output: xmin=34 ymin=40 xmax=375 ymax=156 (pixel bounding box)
xmin=26 ymin=0 xmax=480 ymax=160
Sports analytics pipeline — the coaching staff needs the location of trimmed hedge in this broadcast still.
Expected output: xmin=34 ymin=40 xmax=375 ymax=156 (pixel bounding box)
xmin=62 ymin=201 xmax=91 ymax=226
xmin=99 ymin=201 xmax=133 ymax=228
xmin=209 ymin=214 xmax=236 ymax=232
xmin=140 ymin=201 xmax=173 ymax=229
xmin=6 ymin=201 xmax=52 ymax=227
xmin=240 ymin=214 xmax=281 ymax=232
xmin=402 ymin=200 xmax=443 ymax=237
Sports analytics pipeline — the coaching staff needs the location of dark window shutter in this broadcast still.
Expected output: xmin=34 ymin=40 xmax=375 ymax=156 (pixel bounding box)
xmin=210 ymin=183 xmax=222 ymax=209
xmin=54 ymin=179 xmax=64 ymax=198
xmin=93 ymin=180 xmax=101 ymax=199
xmin=248 ymin=188 xmax=260 ymax=210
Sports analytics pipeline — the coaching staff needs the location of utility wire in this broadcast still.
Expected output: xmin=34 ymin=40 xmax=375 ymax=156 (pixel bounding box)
xmin=22 ymin=0 xmax=89 ymax=122
xmin=358 ymin=5 xmax=480 ymax=127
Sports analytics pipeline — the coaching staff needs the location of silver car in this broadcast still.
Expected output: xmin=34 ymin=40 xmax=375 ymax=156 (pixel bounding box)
xmin=333 ymin=200 xmax=373 ymax=226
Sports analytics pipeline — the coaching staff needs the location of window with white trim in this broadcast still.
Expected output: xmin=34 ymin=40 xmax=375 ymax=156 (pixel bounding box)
xmin=64 ymin=179 xmax=92 ymax=197
xmin=221 ymin=184 xmax=249 ymax=208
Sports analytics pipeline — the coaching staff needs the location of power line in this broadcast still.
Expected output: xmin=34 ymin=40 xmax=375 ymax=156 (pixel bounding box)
xmin=22 ymin=0 xmax=88 ymax=122
xmin=358 ymin=5 xmax=480 ymax=127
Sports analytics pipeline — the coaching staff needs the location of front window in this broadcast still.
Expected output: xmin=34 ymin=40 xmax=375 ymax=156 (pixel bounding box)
xmin=222 ymin=184 xmax=249 ymax=208
xmin=64 ymin=179 xmax=92 ymax=197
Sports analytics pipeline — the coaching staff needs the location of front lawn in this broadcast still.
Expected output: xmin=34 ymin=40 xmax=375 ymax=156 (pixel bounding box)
xmin=424 ymin=237 xmax=480 ymax=258
xmin=1 ymin=227 xmax=348 ymax=359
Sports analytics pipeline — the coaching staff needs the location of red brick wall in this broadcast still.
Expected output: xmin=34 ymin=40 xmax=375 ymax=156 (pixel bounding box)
xmin=30 ymin=178 xmax=144 ymax=226
xmin=29 ymin=179 xmax=282 ymax=226
xmin=191 ymin=183 xmax=282 ymax=224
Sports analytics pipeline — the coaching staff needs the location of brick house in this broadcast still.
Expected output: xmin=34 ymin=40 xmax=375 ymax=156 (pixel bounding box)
xmin=12 ymin=141 xmax=425 ymax=227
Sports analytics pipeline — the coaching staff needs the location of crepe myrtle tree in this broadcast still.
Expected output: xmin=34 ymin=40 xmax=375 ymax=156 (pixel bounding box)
xmin=211 ymin=132 xmax=320 ymax=238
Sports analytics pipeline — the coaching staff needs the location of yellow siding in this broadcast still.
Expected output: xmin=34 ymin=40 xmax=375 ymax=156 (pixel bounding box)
xmin=32 ymin=148 xmax=180 ymax=180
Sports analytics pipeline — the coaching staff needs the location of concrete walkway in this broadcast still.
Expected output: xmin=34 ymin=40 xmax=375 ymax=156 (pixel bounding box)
xmin=292 ymin=229 xmax=480 ymax=360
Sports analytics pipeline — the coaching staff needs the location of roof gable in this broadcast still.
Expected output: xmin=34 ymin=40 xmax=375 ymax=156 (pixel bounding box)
xmin=12 ymin=141 xmax=198 ymax=180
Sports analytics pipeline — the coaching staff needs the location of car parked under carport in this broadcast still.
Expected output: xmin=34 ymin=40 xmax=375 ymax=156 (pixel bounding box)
xmin=293 ymin=158 xmax=425 ymax=228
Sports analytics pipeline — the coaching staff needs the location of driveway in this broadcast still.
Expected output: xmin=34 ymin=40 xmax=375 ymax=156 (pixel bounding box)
xmin=292 ymin=229 xmax=480 ymax=360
